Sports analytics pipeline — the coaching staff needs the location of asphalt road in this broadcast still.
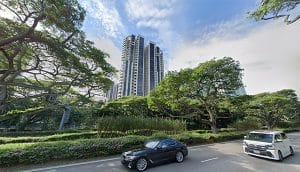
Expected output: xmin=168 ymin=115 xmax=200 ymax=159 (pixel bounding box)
xmin=7 ymin=132 xmax=300 ymax=172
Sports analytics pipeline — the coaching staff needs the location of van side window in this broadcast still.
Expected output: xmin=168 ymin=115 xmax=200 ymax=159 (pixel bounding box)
xmin=281 ymin=133 xmax=287 ymax=139
xmin=275 ymin=134 xmax=281 ymax=141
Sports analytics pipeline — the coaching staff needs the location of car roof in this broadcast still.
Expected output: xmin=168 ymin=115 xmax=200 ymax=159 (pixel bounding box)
xmin=249 ymin=130 xmax=284 ymax=134
xmin=146 ymin=138 xmax=175 ymax=142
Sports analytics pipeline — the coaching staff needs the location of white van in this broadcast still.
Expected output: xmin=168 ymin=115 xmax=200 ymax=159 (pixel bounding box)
xmin=243 ymin=131 xmax=294 ymax=161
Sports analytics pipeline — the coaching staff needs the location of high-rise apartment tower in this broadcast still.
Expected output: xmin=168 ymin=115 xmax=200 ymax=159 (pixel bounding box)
xmin=118 ymin=35 xmax=164 ymax=98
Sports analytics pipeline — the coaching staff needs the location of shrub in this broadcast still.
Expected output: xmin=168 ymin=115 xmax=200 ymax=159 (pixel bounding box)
xmin=150 ymin=132 xmax=169 ymax=139
xmin=277 ymin=121 xmax=300 ymax=129
xmin=229 ymin=116 xmax=261 ymax=131
xmin=277 ymin=128 xmax=300 ymax=133
xmin=195 ymin=130 xmax=212 ymax=134
xmin=97 ymin=116 xmax=186 ymax=133
xmin=0 ymin=136 xmax=148 ymax=167
xmin=126 ymin=129 xmax=155 ymax=136
xmin=0 ymin=132 xmax=98 ymax=144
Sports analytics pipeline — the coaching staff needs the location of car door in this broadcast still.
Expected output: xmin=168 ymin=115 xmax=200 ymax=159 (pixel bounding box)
xmin=148 ymin=140 xmax=170 ymax=164
xmin=280 ymin=133 xmax=290 ymax=156
xmin=163 ymin=139 xmax=178 ymax=160
xmin=274 ymin=134 xmax=287 ymax=156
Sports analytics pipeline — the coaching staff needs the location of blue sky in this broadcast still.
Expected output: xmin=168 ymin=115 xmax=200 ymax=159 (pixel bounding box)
xmin=81 ymin=0 xmax=258 ymax=49
xmin=78 ymin=0 xmax=300 ymax=96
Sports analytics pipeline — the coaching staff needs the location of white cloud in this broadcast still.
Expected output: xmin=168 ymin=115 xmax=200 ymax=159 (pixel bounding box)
xmin=125 ymin=0 xmax=176 ymax=29
xmin=168 ymin=20 xmax=300 ymax=96
xmin=125 ymin=0 xmax=179 ymax=54
xmin=80 ymin=0 xmax=125 ymax=38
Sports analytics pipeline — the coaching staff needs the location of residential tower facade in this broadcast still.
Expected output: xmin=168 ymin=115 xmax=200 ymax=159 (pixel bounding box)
xmin=117 ymin=35 xmax=164 ymax=98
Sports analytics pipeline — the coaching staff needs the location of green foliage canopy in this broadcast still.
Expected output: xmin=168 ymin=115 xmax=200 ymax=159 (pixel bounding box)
xmin=0 ymin=0 xmax=115 ymax=117
xmin=149 ymin=57 xmax=244 ymax=133
xmin=100 ymin=96 xmax=151 ymax=117
xmin=248 ymin=89 xmax=299 ymax=129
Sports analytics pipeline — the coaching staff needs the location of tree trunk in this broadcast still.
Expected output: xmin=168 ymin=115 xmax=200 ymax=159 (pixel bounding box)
xmin=59 ymin=104 xmax=71 ymax=130
xmin=266 ymin=121 xmax=272 ymax=130
xmin=17 ymin=116 xmax=27 ymax=131
xmin=0 ymin=85 xmax=7 ymax=105
xmin=207 ymin=107 xmax=218 ymax=133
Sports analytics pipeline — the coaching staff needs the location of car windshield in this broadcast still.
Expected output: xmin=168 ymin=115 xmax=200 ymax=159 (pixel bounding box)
xmin=246 ymin=133 xmax=273 ymax=143
xmin=145 ymin=141 xmax=160 ymax=149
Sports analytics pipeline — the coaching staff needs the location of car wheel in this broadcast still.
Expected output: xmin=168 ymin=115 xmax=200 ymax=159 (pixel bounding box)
xmin=136 ymin=157 xmax=148 ymax=171
xmin=278 ymin=150 xmax=283 ymax=161
xmin=290 ymin=146 xmax=294 ymax=156
xmin=175 ymin=151 xmax=184 ymax=163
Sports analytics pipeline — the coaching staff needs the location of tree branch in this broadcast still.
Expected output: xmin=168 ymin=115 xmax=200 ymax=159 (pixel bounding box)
xmin=261 ymin=14 xmax=300 ymax=25
xmin=0 ymin=13 xmax=46 ymax=47
xmin=284 ymin=14 xmax=300 ymax=24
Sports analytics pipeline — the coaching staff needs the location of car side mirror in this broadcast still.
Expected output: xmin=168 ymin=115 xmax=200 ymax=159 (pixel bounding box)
xmin=154 ymin=146 xmax=162 ymax=150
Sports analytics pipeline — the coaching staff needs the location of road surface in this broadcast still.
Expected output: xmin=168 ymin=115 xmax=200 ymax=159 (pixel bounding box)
xmin=5 ymin=132 xmax=300 ymax=172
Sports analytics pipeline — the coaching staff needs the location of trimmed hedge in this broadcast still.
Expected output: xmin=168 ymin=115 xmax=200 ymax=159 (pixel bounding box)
xmin=172 ymin=131 xmax=246 ymax=145
xmin=278 ymin=128 xmax=300 ymax=133
xmin=0 ymin=132 xmax=98 ymax=144
xmin=0 ymin=130 xmax=172 ymax=144
xmin=0 ymin=136 xmax=147 ymax=167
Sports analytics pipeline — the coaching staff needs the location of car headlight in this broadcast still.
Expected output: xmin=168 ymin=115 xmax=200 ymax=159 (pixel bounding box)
xmin=124 ymin=155 xmax=137 ymax=161
xmin=266 ymin=144 xmax=275 ymax=150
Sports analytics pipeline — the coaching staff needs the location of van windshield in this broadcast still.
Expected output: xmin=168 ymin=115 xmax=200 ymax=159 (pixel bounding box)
xmin=246 ymin=133 xmax=273 ymax=143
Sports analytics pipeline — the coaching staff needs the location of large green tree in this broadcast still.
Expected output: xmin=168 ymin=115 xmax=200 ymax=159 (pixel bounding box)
xmin=100 ymin=96 xmax=151 ymax=117
xmin=250 ymin=0 xmax=300 ymax=24
xmin=0 ymin=0 xmax=115 ymax=128
xmin=148 ymin=70 xmax=199 ymax=118
xmin=185 ymin=57 xmax=243 ymax=133
xmin=248 ymin=89 xmax=299 ymax=129
xmin=149 ymin=57 xmax=243 ymax=133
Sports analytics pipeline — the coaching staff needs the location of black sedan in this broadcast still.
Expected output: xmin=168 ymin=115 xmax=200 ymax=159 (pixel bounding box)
xmin=121 ymin=138 xmax=188 ymax=171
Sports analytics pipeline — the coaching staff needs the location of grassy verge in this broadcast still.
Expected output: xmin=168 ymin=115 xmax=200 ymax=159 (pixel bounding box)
xmin=0 ymin=129 xmax=88 ymax=137
xmin=0 ymin=132 xmax=97 ymax=144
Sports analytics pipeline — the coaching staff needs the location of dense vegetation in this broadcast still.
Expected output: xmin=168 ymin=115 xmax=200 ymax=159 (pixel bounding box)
xmin=0 ymin=0 xmax=115 ymax=130
xmin=97 ymin=116 xmax=186 ymax=133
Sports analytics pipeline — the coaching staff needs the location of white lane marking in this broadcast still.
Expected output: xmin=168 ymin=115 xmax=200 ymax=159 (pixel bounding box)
xmin=21 ymin=157 xmax=120 ymax=172
xmin=96 ymin=164 xmax=104 ymax=167
xmin=108 ymin=162 xmax=115 ymax=167
xmin=201 ymin=157 xmax=219 ymax=163
xmin=44 ymin=170 xmax=57 ymax=172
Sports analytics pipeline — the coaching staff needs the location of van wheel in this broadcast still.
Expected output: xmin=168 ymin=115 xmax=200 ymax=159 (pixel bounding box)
xmin=290 ymin=146 xmax=294 ymax=156
xmin=278 ymin=150 xmax=283 ymax=161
